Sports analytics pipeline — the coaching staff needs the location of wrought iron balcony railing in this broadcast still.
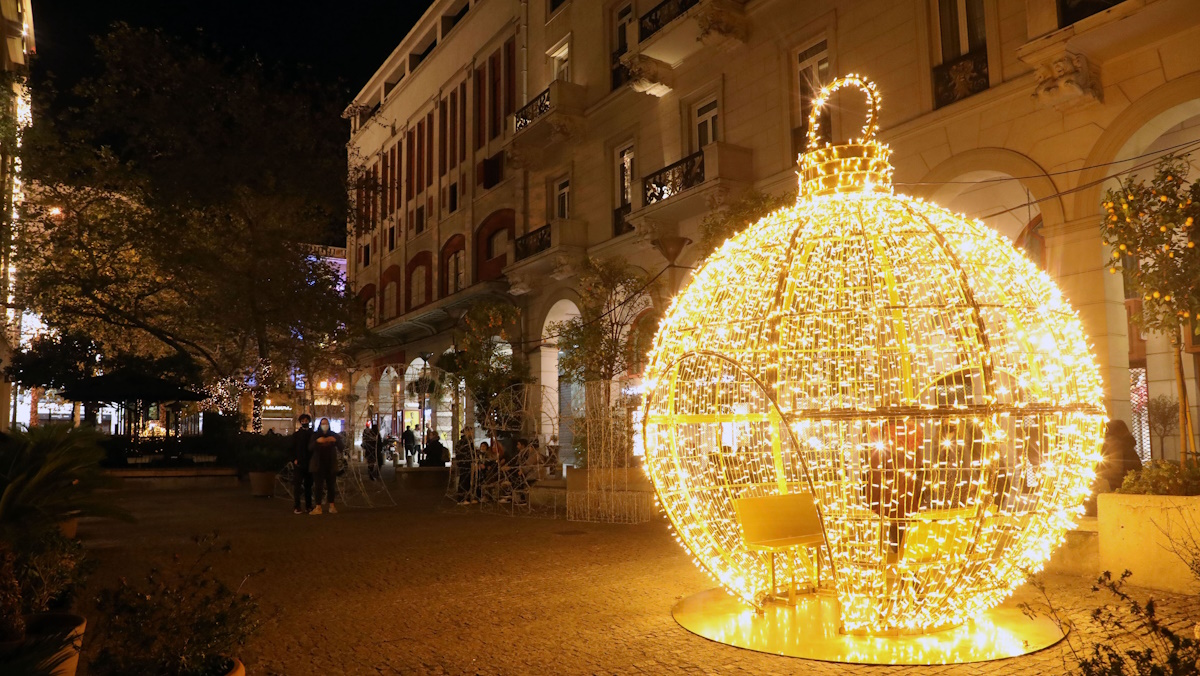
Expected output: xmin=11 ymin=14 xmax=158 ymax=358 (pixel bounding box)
xmin=933 ymin=48 xmax=989 ymax=110
xmin=514 ymin=87 xmax=552 ymax=133
xmin=639 ymin=0 xmax=701 ymax=42
xmin=514 ymin=224 xmax=552 ymax=261
xmin=643 ymin=150 xmax=705 ymax=206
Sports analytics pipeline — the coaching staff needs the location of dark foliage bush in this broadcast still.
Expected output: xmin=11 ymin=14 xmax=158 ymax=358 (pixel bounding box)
xmin=1118 ymin=460 xmax=1200 ymax=496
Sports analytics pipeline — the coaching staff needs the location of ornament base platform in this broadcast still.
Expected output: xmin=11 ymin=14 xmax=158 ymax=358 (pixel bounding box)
xmin=672 ymin=588 xmax=1066 ymax=665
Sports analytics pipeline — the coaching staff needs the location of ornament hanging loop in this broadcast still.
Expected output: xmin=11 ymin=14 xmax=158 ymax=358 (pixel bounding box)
xmin=806 ymin=75 xmax=881 ymax=149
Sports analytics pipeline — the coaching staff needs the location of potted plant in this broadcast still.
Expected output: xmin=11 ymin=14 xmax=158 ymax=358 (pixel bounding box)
xmin=11 ymin=528 xmax=92 ymax=676
xmin=89 ymin=534 xmax=259 ymax=676
xmin=239 ymin=445 xmax=287 ymax=497
xmin=0 ymin=425 xmax=132 ymax=535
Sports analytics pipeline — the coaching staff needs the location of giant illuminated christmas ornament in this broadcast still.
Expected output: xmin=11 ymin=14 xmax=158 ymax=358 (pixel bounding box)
xmin=642 ymin=75 xmax=1106 ymax=638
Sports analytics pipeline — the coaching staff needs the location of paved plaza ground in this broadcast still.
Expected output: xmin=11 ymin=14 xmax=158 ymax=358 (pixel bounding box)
xmin=74 ymin=482 xmax=1199 ymax=675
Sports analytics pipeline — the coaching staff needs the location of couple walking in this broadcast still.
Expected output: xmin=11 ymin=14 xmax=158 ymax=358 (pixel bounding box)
xmin=291 ymin=414 xmax=344 ymax=515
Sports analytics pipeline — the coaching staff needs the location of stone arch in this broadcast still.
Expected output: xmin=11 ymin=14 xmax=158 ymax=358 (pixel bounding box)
xmin=1072 ymin=71 xmax=1200 ymax=219
xmin=440 ymin=233 xmax=467 ymax=297
xmin=475 ymin=208 xmax=515 ymax=283
xmin=915 ymin=147 xmax=1066 ymax=235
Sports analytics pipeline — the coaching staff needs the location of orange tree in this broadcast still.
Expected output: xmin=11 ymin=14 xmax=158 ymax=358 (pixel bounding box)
xmin=1102 ymin=155 xmax=1200 ymax=459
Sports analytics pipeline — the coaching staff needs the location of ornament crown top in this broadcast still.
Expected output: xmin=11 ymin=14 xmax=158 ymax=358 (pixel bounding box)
xmin=798 ymin=75 xmax=894 ymax=199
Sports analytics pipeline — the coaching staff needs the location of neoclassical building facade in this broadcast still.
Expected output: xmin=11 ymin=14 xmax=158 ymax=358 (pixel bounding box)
xmin=346 ymin=0 xmax=1200 ymax=459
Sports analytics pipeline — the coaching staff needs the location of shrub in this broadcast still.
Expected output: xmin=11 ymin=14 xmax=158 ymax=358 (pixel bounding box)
xmin=13 ymin=528 xmax=95 ymax=613
xmin=0 ymin=425 xmax=131 ymax=536
xmin=1118 ymin=460 xmax=1200 ymax=496
xmin=89 ymin=533 xmax=260 ymax=676
xmin=237 ymin=444 xmax=289 ymax=473
xmin=0 ymin=547 xmax=23 ymax=643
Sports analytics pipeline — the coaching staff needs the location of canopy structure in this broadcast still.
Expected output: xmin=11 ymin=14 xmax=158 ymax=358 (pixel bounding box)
xmin=62 ymin=371 xmax=204 ymax=404
xmin=62 ymin=371 xmax=204 ymax=439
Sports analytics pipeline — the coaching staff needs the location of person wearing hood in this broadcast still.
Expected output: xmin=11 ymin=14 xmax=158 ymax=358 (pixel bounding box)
xmin=308 ymin=418 xmax=344 ymax=515
xmin=290 ymin=414 xmax=315 ymax=514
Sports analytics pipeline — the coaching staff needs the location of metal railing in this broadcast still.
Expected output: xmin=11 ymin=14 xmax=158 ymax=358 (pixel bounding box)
xmin=643 ymin=150 xmax=705 ymax=206
xmin=514 ymin=224 xmax=552 ymax=261
xmin=515 ymin=87 xmax=552 ymax=133
xmin=639 ymin=0 xmax=701 ymax=42
xmin=932 ymin=49 xmax=989 ymax=109
xmin=613 ymin=204 xmax=633 ymax=238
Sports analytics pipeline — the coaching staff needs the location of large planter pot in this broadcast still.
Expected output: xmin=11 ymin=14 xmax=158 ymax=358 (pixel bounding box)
xmin=1098 ymin=492 xmax=1200 ymax=594
xmin=23 ymin=612 xmax=86 ymax=676
xmin=248 ymin=471 xmax=276 ymax=497
xmin=226 ymin=657 xmax=246 ymax=676
xmin=58 ymin=518 xmax=79 ymax=539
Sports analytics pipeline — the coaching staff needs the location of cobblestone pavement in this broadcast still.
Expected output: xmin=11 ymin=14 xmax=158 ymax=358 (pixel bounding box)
xmin=75 ymin=484 xmax=1199 ymax=675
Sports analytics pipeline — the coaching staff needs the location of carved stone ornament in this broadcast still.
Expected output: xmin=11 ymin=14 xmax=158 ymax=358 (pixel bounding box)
xmin=1033 ymin=51 xmax=1101 ymax=110
xmin=507 ymin=274 xmax=532 ymax=296
xmin=696 ymin=0 xmax=748 ymax=44
xmin=550 ymin=253 xmax=581 ymax=281
xmin=621 ymin=53 xmax=674 ymax=97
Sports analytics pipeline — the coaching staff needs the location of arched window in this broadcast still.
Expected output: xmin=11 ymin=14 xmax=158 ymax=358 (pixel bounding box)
xmin=448 ymin=250 xmax=466 ymax=293
xmin=487 ymin=228 xmax=508 ymax=260
xmin=383 ymin=282 xmax=397 ymax=320
xmin=410 ymin=268 xmax=428 ymax=310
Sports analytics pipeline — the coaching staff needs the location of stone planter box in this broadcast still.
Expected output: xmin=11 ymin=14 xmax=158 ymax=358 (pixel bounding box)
xmin=565 ymin=466 xmax=655 ymax=493
xmin=1098 ymin=492 xmax=1200 ymax=594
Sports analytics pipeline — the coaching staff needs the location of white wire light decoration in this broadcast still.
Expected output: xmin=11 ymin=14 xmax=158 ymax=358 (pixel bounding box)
xmin=642 ymin=75 xmax=1106 ymax=634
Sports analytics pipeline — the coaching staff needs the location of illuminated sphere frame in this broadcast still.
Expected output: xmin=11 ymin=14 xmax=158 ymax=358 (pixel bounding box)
xmin=642 ymin=75 xmax=1106 ymax=635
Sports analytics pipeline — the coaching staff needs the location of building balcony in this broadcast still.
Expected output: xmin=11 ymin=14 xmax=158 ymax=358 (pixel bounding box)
xmin=508 ymin=79 xmax=586 ymax=152
xmin=634 ymin=0 xmax=747 ymax=69
xmin=630 ymin=142 xmax=753 ymax=226
xmin=932 ymin=49 xmax=989 ymax=110
xmin=504 ymin=218 xmax=589 ymax=294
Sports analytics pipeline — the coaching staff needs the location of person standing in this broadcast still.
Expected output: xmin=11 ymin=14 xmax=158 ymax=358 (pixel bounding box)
xmin=421 ymin=431 xmax=448 ymax=467
xmin=290 ymin=414 xmax=315 ymax=514
xmin=362 ymin=423 xmax=381 ymax=481
xmin=402 ymin=425 xmax=416 ymax=464
xmin=309 ymin=418 xmax=343 ymax=515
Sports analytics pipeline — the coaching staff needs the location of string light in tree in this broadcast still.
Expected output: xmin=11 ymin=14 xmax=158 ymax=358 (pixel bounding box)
xmin=641 ymin=75 xmax=1106 ymax=634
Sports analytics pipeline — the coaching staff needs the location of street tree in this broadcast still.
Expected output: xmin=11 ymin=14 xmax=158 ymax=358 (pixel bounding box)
xmin=1102 ymin=156 xmax=1200 ymax=460
xmin=19 ymin=25 xmax=354 ymax=429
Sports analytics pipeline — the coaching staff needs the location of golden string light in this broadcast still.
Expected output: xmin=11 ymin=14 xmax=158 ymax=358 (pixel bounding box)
xmin=642 ymin=75 xmax=1106 ymax=634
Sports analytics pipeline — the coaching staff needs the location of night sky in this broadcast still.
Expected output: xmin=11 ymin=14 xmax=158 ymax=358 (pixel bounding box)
xmin=31 ymin=0 xmax=434 ymax=97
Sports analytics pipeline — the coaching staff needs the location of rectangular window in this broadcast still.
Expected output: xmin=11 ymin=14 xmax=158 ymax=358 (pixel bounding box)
xmin=504 ymin=38 xmax=517 ymax=119
xmin=411 ymin=270 xmax=427 ymax=309
xmin=489 ymin=51 xmax=502 ymax=140
xmin=363 ymin=243 xmax=371 ymax=267
xmin=551 ymin=44 xmax=570 ymax=82
xmin=370 ymin=164 xmax=379 ymax=229
xmin=391 ymin=144 xmax=400 ymax=214
xmin=389 ymin=226 xmax=395 ymax=251
xmin=616 ymin=143 xmax=635 ymax=206
xmin=695 ymin=98 xmax=718 ymax=149
xmin=449 ymin=183 xmax=459 ymax=213
xmin=939 ymin=0 xmax=986 ymax=62
xmin=416 ymin=119 xmax=425 ymax=193
xmin=406 ymin=130 xmax=415 ymax=201
xmin=475 ymin=66 xmax=486 ymax=150
xmin=460 ymin=82 xmax=468 ymax=161
xmin=611 ymin=3 xmax=634 ymax=91
xmin=1058 ymin=0 xmax=1123 ymax=27
xmin=439 ymin=100 xmax=448 ymax=177
xmin=426 ymin=111 xmax=434 ymax=188
xmin=450 ymin=250 xmax=466 ymax=293
xmin=795 ymin=40 xmax=832 ymax=156
xmin=555 ymin=177 xmax=570 ymax=219
xmin=381 ymin=153 xmax=389 ymax=216
xmin=448 ymin=90 xmax=458 ymax=170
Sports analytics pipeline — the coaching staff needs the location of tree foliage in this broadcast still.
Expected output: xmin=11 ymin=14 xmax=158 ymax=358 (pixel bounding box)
xmin=19 ymin=25 xmax=353 ymax=404
xmin=1102 ymin=156 xmax=1200 ymax=334
xmin=549 ymin=257 xmax=658 ymax=385
xmin=441 ymin=300 xmax=529 ymax=426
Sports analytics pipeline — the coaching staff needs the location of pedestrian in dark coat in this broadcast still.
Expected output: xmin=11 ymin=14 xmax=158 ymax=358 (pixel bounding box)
xmin=308 ymin=418 xmax=344 ymax=514
xmin=291 ymin=414 xmax=315 ymax=514
xmin=363 ymin=424 xmax=382 ymax=481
